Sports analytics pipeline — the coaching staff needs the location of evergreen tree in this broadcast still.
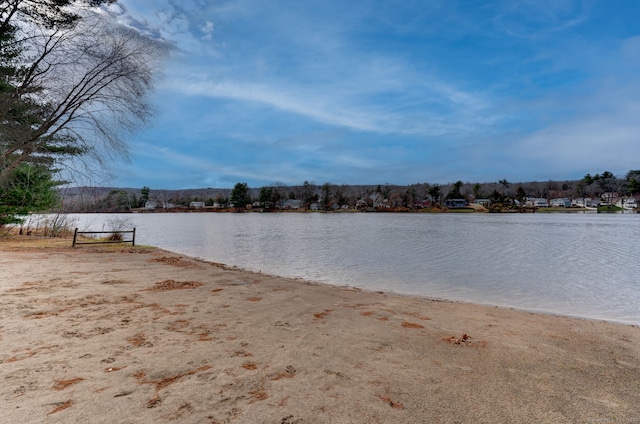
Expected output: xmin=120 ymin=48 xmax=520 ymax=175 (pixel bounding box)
xmin=446 ymin=180 xmax=463 ymax=199
xmin=321 ymin=182 xmax=332 ymax=209
xmin=0 ymin=163 xmax=58 ymax=225
xmin=140 ymin=186 xmax=150 ymax=207
xmin=230 ymin=183 xmax=250 ymax=209
xmin=626 ymin=170 xmax=640 ymax=194
xmin=473 ymin=183 xmax=483 ymax=199
xmin=428 ymin=184 xmax=441 ymax=206
xmin=258 ymin=186 xmax=273 ymax=207
xmin=404 ymin=186 xmax=417 ymax=208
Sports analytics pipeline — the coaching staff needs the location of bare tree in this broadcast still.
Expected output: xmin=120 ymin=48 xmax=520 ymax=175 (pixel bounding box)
xmin=1 ymin=3 xmax=164 ymax=185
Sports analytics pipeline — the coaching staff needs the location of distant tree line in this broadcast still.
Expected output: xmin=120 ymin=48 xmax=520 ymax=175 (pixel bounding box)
xmin=53 ymin=169 xmax=640 ymax=214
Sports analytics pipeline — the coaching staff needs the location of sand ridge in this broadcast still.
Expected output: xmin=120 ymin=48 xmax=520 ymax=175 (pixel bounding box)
xmin=1 ymin=239 xmax=639 ymax=423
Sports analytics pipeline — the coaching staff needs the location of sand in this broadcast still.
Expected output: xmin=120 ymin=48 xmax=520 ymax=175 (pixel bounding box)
xmin=1 ymin=236 xmax=639 ymax=423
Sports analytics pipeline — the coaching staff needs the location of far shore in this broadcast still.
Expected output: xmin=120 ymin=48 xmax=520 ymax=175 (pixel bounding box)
xmin=72 ymin=205 xmax=607 ymax=214
xmin=1 ymin=235 xmax=639 ymax=423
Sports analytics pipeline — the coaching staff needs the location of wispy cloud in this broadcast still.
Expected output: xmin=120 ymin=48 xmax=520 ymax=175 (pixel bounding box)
xmin=167 ymin=63 xmax=498 ymax=138
xmin=491 ymin=0 xmax=593 ymax=39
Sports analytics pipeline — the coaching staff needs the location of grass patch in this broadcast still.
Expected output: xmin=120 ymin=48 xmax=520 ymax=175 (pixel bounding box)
xmin=538 ymin=207 xmax=589 ymax=213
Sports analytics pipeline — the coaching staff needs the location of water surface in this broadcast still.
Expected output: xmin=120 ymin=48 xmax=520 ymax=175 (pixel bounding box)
xmin=69 ymin=212 xmax=640 ymax=325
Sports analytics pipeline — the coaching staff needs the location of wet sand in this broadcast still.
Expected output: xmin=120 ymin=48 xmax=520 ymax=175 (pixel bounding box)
xmin=1 ymin=237 xmax=639 ymax=423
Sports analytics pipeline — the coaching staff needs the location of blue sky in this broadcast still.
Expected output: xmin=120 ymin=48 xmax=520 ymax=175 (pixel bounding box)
xmin=107 ymin=0 xmax=640 ymax=189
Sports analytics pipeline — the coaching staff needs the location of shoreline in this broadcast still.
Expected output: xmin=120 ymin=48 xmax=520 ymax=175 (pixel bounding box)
xmin=32 ymin=210 xmax=640 ymax=328
xmin=1 ymin=237 xmax=640 ymax=423
xmin=191 ymin=251 xmax=640 ymax=328
xmin=149 ymin=246 xmax=640 ymax=329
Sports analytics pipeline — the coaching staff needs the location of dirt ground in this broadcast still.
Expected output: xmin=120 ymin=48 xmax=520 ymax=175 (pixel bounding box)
xmin=1 ymin=236 xmax=639 ymax=423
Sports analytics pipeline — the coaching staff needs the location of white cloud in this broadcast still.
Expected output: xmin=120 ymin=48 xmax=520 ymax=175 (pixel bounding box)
xmin=201 ymin=21 xmax=214 ymax=40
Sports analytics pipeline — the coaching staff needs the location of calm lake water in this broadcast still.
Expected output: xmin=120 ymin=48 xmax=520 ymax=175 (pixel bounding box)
xmin=68 ymin=212 xmax=640 ymax=325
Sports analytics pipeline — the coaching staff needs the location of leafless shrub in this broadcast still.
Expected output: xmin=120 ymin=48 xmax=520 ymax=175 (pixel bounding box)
xmin=18 ymin=214 xmax=77 ymax=237
xmin=43 ymin=214 xmax=78 ymax=237
xmin=106 ymin=216 xmax=132 ymax=241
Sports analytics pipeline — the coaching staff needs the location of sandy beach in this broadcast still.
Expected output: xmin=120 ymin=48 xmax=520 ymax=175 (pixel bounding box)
xmin=1 ymin=236 xmax=639 ymax=423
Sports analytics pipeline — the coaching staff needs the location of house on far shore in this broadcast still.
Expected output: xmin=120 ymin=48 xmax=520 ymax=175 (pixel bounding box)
xmin=373 ymin=199 xmax=391 ymax=209
xmin=309 ymin=203 xmax=321 ymax=211
xmin=617 ymin=197 xmax=639 ymax=210
xmin=601 ymin=192 xmax=618 ymax=205
xmin=145 ymin=200 xmax=174 ymax=210
xmin=444 ymin=199 xmax=469 ymax=208
xmin=145 ymin=200 xmax=158 ymax=210
xmin=550 ymin=198 xmax=571 ymax=208
xmin=414 ymin=199 xmax=432 ymax=209
xmin=278 ymin=199 xmax=303 ymax=209
xmin=473 ymin=199 xmax=491 ymax=207
xmin=524 ymin=197 xmax=549 ymax=208
xmin=355 ymin=199 xmax=369 ymax=209
xmin=189 ymin=201 xmax=205 ymax=208
xmin=572 ymin=197 xmax=598 ymax=208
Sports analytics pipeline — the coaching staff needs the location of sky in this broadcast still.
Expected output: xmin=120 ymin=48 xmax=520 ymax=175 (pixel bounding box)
xmin=104 ymin=0 xmax=640 ymax=189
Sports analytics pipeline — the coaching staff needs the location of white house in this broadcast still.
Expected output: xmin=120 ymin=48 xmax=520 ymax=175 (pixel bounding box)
xmin=534 ymin=198 xmax=549 ymax=207
xmin=550 ymin=198 xmax=571 ymax=207
xmin=144 ymin=200 xmax=158 ymax=210
xmin=572 ymin=197 xmax=598 ymax=208
xmin=525 ymin=197 xmax=548 ymax=208
xmin=617 ymin=197 xmax=639 ymax=210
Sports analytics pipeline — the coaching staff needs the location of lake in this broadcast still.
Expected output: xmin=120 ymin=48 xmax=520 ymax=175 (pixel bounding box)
xmin=68 ymin=212 xmax=640 ymax=325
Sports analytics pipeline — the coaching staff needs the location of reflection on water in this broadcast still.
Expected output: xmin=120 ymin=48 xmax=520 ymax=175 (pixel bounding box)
xmin=71 ymin=212 xmax=640 ymax=325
